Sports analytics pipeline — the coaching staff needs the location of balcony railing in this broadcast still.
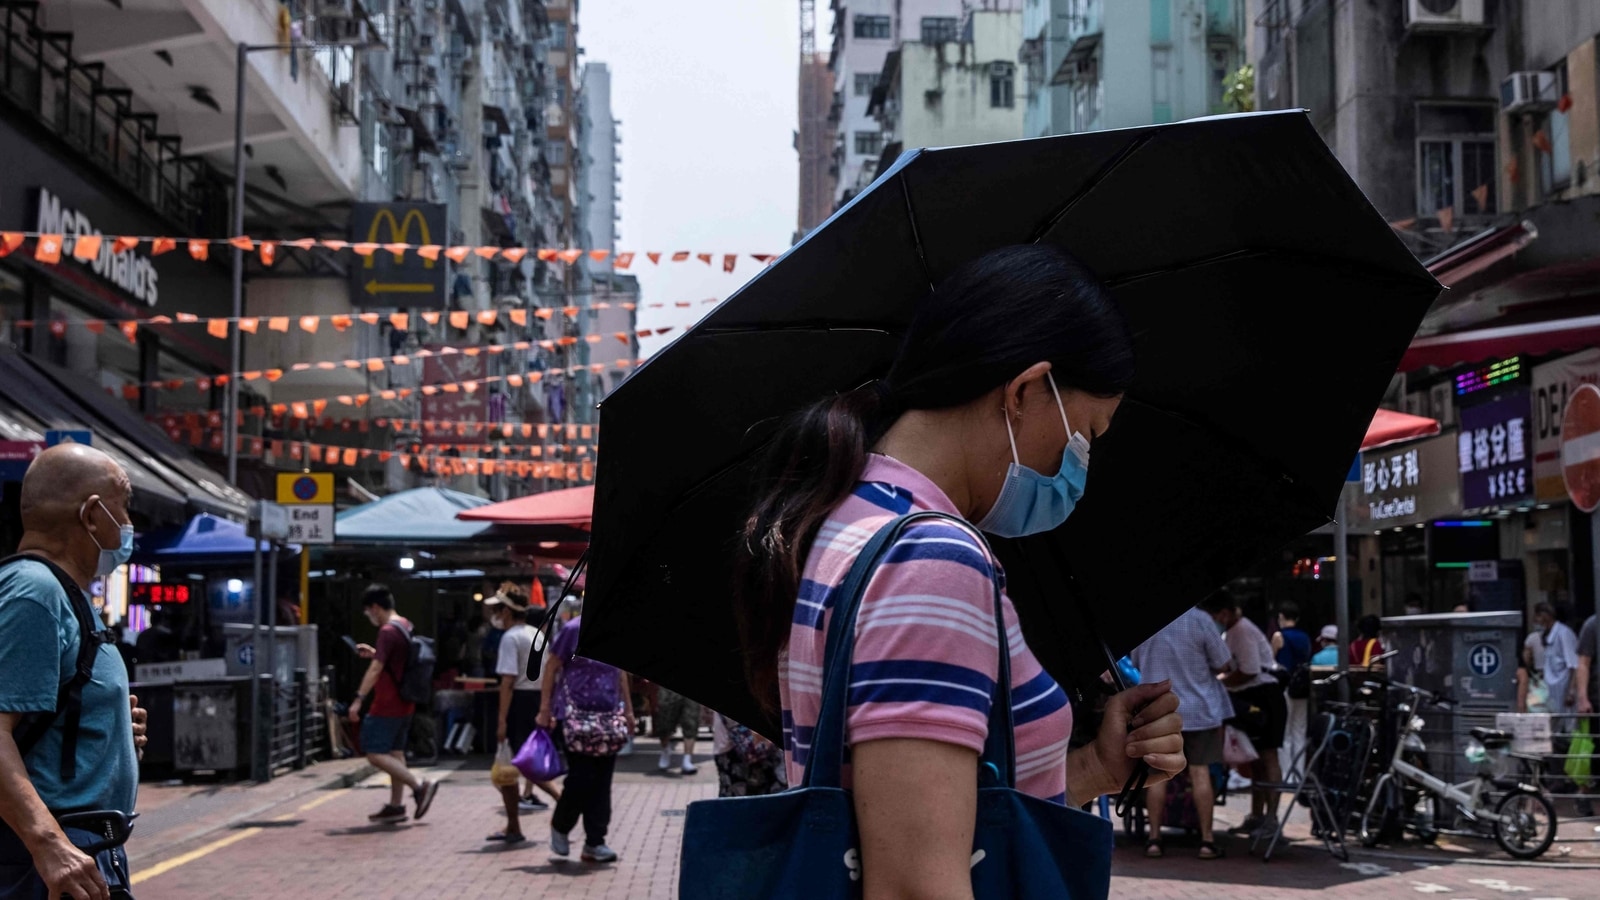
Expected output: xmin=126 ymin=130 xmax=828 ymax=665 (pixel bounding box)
xmin=0 ymin=4 xmax=227 ymax=235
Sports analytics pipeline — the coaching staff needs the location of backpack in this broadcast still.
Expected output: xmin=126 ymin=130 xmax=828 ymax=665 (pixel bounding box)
xmin=0 ymin=553 xmax=110 ymax=782
xmin=390 ymin=620 xmax=436 ymax=705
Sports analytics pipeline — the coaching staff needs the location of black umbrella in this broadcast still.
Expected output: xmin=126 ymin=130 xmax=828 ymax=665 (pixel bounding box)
xmin=578 ymin=112 xmax=1439 ymax=736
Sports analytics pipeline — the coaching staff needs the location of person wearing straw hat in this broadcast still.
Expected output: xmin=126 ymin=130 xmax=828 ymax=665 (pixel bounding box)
xmin=486 ymin=585 xmax=554 ymax=843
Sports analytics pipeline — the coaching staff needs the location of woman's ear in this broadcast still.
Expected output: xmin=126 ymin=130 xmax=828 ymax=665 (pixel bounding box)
xmin=1002 ymin=362 xmax=1054 ymax=417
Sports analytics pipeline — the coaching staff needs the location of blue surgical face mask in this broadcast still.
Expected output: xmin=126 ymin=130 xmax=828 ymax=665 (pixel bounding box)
xmin=974 ymin=374 xmax=1091 ymax=539
xmin=83 ymin=499 xmax=134 ymax=576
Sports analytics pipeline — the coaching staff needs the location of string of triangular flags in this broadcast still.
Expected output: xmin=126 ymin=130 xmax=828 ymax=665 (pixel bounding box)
xmin=2 ymin=231 xmax=776 ymax=273
xmin=10 ymin=303 xmax=710 ymax=343
xmin=157 ymin=409 xmax=599 ymax=441
xmin=120 ymin=340 xmax=645 ymax=393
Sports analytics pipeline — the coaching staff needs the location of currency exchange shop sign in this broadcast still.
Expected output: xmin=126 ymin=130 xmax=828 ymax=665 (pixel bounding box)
xmin=347 ymin=202 xmax=448 ymax=308
xmin=1459 ymin=389 xmax=1533 ymax=511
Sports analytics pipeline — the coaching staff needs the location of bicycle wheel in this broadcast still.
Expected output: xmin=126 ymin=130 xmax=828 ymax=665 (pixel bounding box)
xmin=1493 ymin=789 xmax=1557 ymax=859
xmin=1360 ymin=773 xmax=1399 ymax=847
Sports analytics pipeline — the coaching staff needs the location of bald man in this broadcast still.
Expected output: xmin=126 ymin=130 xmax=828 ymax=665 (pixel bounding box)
xmin=0 ymin=444 xmax=146 ymax=900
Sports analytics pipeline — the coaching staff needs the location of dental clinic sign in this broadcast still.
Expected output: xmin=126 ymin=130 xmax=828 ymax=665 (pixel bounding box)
xmin=34 ymin=187 xmax=159 ymax=306
xmin=1353 ymin=433 xmax=1460 ymax=529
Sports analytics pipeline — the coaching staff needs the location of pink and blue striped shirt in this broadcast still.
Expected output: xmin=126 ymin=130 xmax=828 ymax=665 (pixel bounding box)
xmin=778 ymin=454 xmax=1074 ymax=804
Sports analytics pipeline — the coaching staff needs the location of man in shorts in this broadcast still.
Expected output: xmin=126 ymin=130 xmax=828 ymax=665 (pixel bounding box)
xmin=654 ymin=686 xmax=701 ymax=775
xmin=349 ymin=584 xmax=440 ymax=824
xmin=1205 ymin=591 xmax=1288 ymax=839
xmin=1131 ymin=605 xmax=1236 ymax=859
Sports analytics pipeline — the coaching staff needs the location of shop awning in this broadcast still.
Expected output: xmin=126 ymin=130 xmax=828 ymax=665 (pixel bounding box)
xmin=334 ymin=486 xmax=494 ymax=544
xmin=133 ymin=513 xmax=297 ymax=563
xmin=0 ymin=351 xmax=251 ymax=523
xmin=457 ymin=484 xmax=593 ymax=526
xmin=1363 ymin=408 xmax=1440 ymax=452
xmin=1425 ymin=220 xmax=1537 ymax=289
xmin=1398 ymin=313 xmax=1600 ymax=373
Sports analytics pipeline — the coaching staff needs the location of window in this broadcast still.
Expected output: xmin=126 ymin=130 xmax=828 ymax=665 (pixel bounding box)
xmin=989 ymin=62 xmax=1015 ymax=109
xmin=1538 ymin=61 xmax=1572 ymax=195
xmin=854 ymin=15 xmax=891 ymax=40
xmin=1415 ymin=103 xmax=1497 ymax=217
xmin=921 ymin=17 xmax=958 ymax=44
xmin=854 ymin=72 xmax=878 ymax=96
xmin=369 ymin=115 xmax=390 ymax=183
xmin=1207 ymin=43 xmax=1233 ymax=113
xmin=547 ymin=143 xmax=567 ymax=166
xmin=853 ymin=130 xmax=884 ymax=156
xmin=549 ymin=21 xmax=569 ymax=47
xmin=0 ymin=270 xmax=23 ymax=349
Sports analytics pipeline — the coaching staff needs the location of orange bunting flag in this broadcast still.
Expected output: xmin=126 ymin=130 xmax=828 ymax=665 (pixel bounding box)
xmin=565 ymin=425 xmax=579 ymax=440
xmin=421 ymin=311 xmax=441 ymax=325
xmin=588 ymin=249 xmax=610 ymax=263
xmin=501 ymin=247 xmax=528 ymax=263
xmin=188 ymin=239 xmax=208 ymax=261
xmin=0 ymin=232 xmax=24 ymax=257
xmin=342 ymin=448 xmax=358 ymax=466
xmin=176 ymin=312 xmax=199 ymax=322
xmin=358 ymin=312 xmax=380 ymax=325
xmin=536 ymin=249 xmax=559 ymax=262
xmin=399 ymin=454 xmax=412 ymax=468
xmin=240 ymin=318 xmax=260 ymax=334
xmin=508 ymin=309 xmax=527 ymax=326
xmin=197 ymin=377 xmax=212 ymax=392
xmin=241 ymin=371 xmax=262 ymax=382
xmin=366 ymin=359 xmax=384 ymax=372
xmin=558 ymin=249 xmax=584 ymax=265
xmin=1470 ymin=183 xmax=1490 ymax=211
xmin=417 ymin=245 xmax=442 ymax=261
xmin=462 ymin=347 xmax=482 ymax=357
xmin=444 ymin=246 xmax=472 ymax=263
xmin=675 ymin=301 xmax=692 ymax=308
xmin=284 ymin=238 xmax=317 ymax=250
xmin=585 ymin=334 xmax=602 ymax=344
xmin=330 ymin=314 xmax=353 ymax=332
xmin=507 ymin=374 xmax=524 ymax=387
xmin=390 ymin=312 xmax=409 ymax=330
xmin=1389 ymin=218 xmax=1416 ymax=231
xmin=119 ymin=321 xmax=137 ymax=343
xmin=615 ymin=331 xmax=630 ymax=344
xmin=697 ymin=253 xmax=712 ymax=266
xmin=85 ymin=320 xmax=105 ymax=335
xmin=448 ymin=311 xmax=469 ymax=330
xmin=636 ymin=328 xmax=651 ymax=338
xmin=655 ymin=327 xmax=674 ymax=335
xmin=752 ymin=254 xmax=776 ymax=264
xmin=391 ymin=354 xmax=410 ymax=365
xmin=112 ymin=236 xmax=139 ymax=253
xmin=1437 ymin=206 xmax=1456 ymax=232
xmin=672 ymin=251 xmax=690 ymax=262
xmin=521 ymin=424 xmax=533 ymax=438
xmin=473 ymin=246 xmax=500 ymax=260
xmin=382 ymin=242 xmax=408 ymax=260
xmin=35 ymin=234 xmax=62 ymax=263
xmin=562 ymin=306 xmax=580 ymax=319
xmin=350 ymin=242 xmax=379 ymax=257
xmin=312 ymin=399 xmax=329 ymax=417
xmin=264 ymin=369 xmax=284 ymax=382
xmin=298 ymin=316 xmax=319 ymax=333
xmin=614 ymin=252 xmax=635 ymax=269
xmin=72 ymin=234 xmax=102 ymax=262
xmin=646 ymin=252 xmax=662 ymax=265
xmin=207 ymin=319 xmax=229 ymax=339
xmin=723 ymin=254 xmax=737 ymax=273
xmin=534 ymin=308 xmax=554 ymax=320
xmin=621 ymin=302 xmax=637 ymax=311
xmin=537 ymin=424 xmax=550 ymax=439
xmin=1558 ymin=92 xmax=1575 ymax=114
xmin=228 ymin=236 xmax=253 ymax=251
xmin=258 ymin=241 xmax=277 ymax=266
xmin=477 ymin=310 xmax=497 ymax=326
xmin=150 ymin=237 xmax=176 ymax=256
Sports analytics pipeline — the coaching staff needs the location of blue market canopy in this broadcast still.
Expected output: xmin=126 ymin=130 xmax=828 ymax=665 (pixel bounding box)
xmin=133 ymin=513 xmax=297 ymax=563
xmin=333 ymin=487 xmax=494 ymax=544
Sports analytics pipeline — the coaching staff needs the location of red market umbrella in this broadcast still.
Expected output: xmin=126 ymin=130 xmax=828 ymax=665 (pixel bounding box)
xmin=457 ymin=484 xmax=594 ymax=527
xmin=1363 ymin=408 xmax=1441 ymax=452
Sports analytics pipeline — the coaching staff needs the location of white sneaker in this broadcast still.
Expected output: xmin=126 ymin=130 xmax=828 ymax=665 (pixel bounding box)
xmin=550 ymin=828 xmax=571 ymax=858
xmin=681 ymin=753 xmax=698 ymax=775
xmin=658 ymin=749 xmax=672 ymax=771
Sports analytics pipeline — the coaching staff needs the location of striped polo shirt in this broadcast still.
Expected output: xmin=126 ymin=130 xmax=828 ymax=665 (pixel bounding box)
xmin=778 ymin=454 xmax=1073 ymax=804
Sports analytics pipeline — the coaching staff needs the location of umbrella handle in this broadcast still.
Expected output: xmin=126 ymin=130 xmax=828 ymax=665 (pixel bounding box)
xmin=1100 ymin=637 xmax=1151 ymax=818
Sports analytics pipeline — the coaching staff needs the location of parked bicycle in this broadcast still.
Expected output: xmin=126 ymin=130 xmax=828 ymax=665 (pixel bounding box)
xmin=1358 ymin=678 xmax=1557 ymax=859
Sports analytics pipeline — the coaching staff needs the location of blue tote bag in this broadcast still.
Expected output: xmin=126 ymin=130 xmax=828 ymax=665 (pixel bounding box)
xmin=679 ymin=512 xmax=1112 ymax=899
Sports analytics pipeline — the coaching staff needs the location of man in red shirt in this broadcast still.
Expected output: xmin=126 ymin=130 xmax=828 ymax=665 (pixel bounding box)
xmin=349 ymin=585 xmax=439 ymax=824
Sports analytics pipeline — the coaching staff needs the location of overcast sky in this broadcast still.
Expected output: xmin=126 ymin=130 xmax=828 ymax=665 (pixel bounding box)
xmin=579 ymin=1 xmax=825 ymax=357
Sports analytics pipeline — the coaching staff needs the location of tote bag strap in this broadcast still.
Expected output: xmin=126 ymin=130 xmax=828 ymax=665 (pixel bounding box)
xmin=804 ymin=511 xmax=1016 ymax=790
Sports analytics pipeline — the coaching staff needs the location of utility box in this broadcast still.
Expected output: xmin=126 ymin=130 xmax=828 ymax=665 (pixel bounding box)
xmin=222 ymin=624 xmax=318 ymax=683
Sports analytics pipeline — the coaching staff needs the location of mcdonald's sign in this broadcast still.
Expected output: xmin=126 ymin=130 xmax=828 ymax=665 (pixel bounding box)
xmin=348 ymin=202 xmax=447 ymax=308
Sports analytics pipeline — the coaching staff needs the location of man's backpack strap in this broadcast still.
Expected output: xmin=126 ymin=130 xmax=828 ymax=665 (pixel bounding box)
xmin=0 ymin=553 xmax=106 ymax=781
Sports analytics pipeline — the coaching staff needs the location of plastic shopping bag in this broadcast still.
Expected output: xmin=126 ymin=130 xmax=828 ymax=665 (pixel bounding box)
xmin=490 ymin=740 xmax=522 ymax=787
xmin=1223 ymin=724 xmax=1259 ymax=767
xmin=1566 ymin=719 xmax=1593 ymax=789
xmin=513 ymin=727 xmax=567 ymax=782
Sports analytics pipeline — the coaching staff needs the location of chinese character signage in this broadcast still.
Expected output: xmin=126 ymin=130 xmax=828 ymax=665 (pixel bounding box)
xmin=1352 ymin=433 xmax=1461 ymax=529
xmin=1458 ymin=389 xmax=1533 ymax=511
xmin=286 ymin=505 xmax=335 ymax=544
xmin=129 ymin=582 xmax=190 ymax=605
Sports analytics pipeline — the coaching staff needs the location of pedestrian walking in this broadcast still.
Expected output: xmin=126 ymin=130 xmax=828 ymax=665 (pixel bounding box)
xmin=655 ymin=686 xmax=701 ymax=775
xmin=0 ymin=443 xmax=148 ymax=900
xmin=1270 ymin=602 xmax=1312 ymax=777
xmin=730 ymin=246 xmax=1185 ymax=896
xmin=711 ymin=713 xmax=786 ymax=797
xmin=348 ymin=584 xmax=439 ymax=825
xmin=485 ymin=585 xmax=555 ymax=843
xmin=1575 ymin=611 xmax=1600 ymax=816
xmin=536 ymin=597 xmax=634 ymax=864
xmin=1131 ymin=606 xmax=1236 ymax=859
xmin=1203 ymin=591 xmax=1286 ymax=842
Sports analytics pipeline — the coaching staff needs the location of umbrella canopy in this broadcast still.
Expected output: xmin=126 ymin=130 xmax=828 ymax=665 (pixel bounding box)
xmin=133 ymin=513 xmax=298 ymax=563
xmin=458 ymin=485 xmax=594 ymax=526
xmin=581 ymin=112 xmax=1441 ymax=734
xmin=1363 ymin=409 xmax=1441 ymax=452
xmin=335 ymin=487 xmax=493 ymax=544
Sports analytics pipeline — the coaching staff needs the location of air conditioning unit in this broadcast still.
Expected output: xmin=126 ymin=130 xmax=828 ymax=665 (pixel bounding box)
xmin=1501 ymin=71 xmax=1558 ymax=114
xmin=1404 ymin=0 xmax=1486 ymax=31
xmin=314 ymin=0 xmax=355 ymax=19
xmin=415 ymin=32 xmax=434 ymax=53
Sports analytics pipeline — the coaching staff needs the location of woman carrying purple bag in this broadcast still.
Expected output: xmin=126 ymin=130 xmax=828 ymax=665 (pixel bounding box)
xmin=536 ymin=596 xmax=635 ymax=864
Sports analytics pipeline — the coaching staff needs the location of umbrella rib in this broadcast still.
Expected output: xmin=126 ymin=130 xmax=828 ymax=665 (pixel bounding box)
xmin=1029 ymin=131 xmax=1160 ymax=244
xmin=898 ymin=173 xmax=936 ymax=291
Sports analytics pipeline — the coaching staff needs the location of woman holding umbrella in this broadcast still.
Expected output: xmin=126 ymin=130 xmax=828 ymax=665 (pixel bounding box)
xmin=734 ymin=245 xmax=1187 ymax=896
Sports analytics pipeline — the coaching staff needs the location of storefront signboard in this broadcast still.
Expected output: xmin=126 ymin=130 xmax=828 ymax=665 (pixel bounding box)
xmin=1459 ymin=389 xmax=1533 ymax=511
xmin=1352 ymin=433 xmax=1460 ymax=529
xmin=347 ymin=202 xmax=448 ymax=308
xmin=0 ymin=440 xmax=44 ymax=481
xmin=1532 ymin=349 xmax=1600 ymax=503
